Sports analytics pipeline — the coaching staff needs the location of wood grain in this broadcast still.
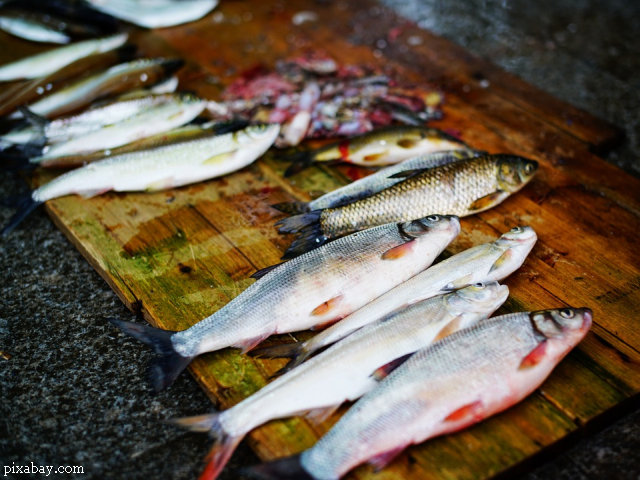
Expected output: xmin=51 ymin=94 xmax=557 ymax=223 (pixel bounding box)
xmin=4 ymin=0 xmax=639 ymax=478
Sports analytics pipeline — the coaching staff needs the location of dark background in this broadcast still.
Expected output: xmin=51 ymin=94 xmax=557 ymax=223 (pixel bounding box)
xmin=1 ymin=0 xmax=639 ymax=479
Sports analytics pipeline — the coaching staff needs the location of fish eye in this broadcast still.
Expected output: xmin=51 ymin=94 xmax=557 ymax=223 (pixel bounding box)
xmin=560 ymin=308 xmax=574 ymax=318
xmin=510 ymin=227 xmax=523 ymax=233
xmin=524 ymin=162 xmax=535 ymax=174
xmin=474 ymin=283 xmax=485 ymax=289
xmin=427 ymin=215 xmax=440 ymax=222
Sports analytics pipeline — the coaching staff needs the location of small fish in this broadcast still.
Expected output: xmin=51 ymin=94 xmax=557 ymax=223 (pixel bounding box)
xmin=0 ymin=11 xmax=71 ymax=44
xmin=252 ymin=226 xmax=537 ymax=372
xmin=2 ymin=93 xmax=199 ymax=147
xmin=86 ymin=0 xmax=219 ymax=28
xmin=283 ymin=125 xmax=468 ymax=176
xmin=172 ymin=282 xmax=508 ymax=480
xmin=0 ymin=33 xmax=127 ymax=82
xmin=30 ymin=93 xmax=206 ymax=160
xmin=277 ymin=154 xmax=538 ymax=258
xmin=0 ymin=45 xmax=135 ymax=118
xmin=248 ymin=307 xmax=592 ymax=479
xmin=9 ymin=57 xmax=184 ymax=119
xmin=108 ymin=215 xmax=460 ymax=392
xmin=273 ymin=149 xmax=485 ymax=215
xmin=0 ymin=124 xmax=280 ymax=235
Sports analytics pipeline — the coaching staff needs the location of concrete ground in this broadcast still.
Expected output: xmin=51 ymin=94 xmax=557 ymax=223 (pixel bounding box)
xmin=1 ymin=0 xmax=639 ymax=479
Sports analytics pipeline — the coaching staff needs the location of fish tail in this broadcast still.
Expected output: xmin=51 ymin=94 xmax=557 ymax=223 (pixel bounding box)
xmin=248 ymin=342 xmax=311 ymax=377
xmin=270 ymin=201 xmax=310 ymax=215
xmin=275 ymin=211 xmax=328 ymax=259
xmin=17 ymin=107 xmax=49 ymax=146
xmin=107 ymin=318 xmax=193 ymax=392
xmin=241 ymin=455 xmax=312 ymax=480
xmin=281 ymin=150 xmax=315 ymax=177
xmin=171 ymin=413 xmax=242 ymax=480
xmin=1 ymin=194 xmax=42 ymax=236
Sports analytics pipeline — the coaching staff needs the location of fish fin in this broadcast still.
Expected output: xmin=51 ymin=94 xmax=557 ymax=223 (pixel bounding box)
xmin=311 ymin=294 xmax=344 ymax=317
xmin=468 ymin=191 xmax=505 ymax=212
xmin=489 ymin=249 xmax=513 ymax=274
xmin=381 ymin=239 xmax=416 ymax=260
xmin=276 ymin=211 xmax=328 ymax=259
xmin=396 ymin=138 xmax=419 ymax=149
xmin=310 ymin=317 xmax=342 ymax=331
xmin=444 ymin=400 xmax=483 ymax=422
xmin=387 ymin=168 xmax=428 ymax=180
xmin=440 ymin=273 xmax=474 ymax=292
xmin=519 ymin=341 xmax=548 ymax=370
xmin=282 ymin=150 xmax=315 ymax=177
xmin=271 ymin=201 xmax=310 ymax=215
xmin=240 ymin=455 xmax=312 ymax=480
xmin=371 ymin=353 xmax=413 ymax=381
xmin=107 ymin=318 xmax=193 ymax=392
xmin=433 ymin=315 xmax=465 ymax=342
xmin=267 ymin=354 xmax=309 ymax=378
xmin=305 ymin=404 xmax=341 ymax=425
xmin=78 ymin=188 xmax=111 ymax=198
xmin=203 ymin=151 xmax=234 ymax=165
xmin=235 ymin=333 xmax=271 ymax=354
xmin=248 ymin=341 xmax=304 ymax=359
xmin=171 ymin=412 xmax=242 ymax=480
xmin=0 ymin=194 xmax=42 ymax=236
xmin=368 ymin=446 xmax=406 ymax=471
xmin=250 ymin=262 xmax=285 ymax=280
xmin=363 ymin=151 xmax=389 ymax=162
xmin=17 ymin=107 xmax=49 ymax=143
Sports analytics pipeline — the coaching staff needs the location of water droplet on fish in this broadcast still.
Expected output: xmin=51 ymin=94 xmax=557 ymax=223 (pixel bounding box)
xmin=36 ymin=87 xmax=44 ymax=95
xmin=105 ymin=150 xmax=111 ymax=155
xmin=140 ymin=73 xmax=148 ymax=82
xmin=45 ymin=83 xmax=52 ymax=91
xmin=479 ymin=79 xmax=490 ymax=88
xmin=212 ymin=12 xmax=224 ymax=23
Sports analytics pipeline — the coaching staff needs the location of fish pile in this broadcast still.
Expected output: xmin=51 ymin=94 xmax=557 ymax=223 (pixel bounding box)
xmin=206 ymin=53 xmax=446 ymax=147
xmin=0 ymin=10 xmax=594 ymax=480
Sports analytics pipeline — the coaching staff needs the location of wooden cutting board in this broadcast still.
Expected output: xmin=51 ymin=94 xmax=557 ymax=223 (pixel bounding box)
xmin=4 ymin=0 xmax=640 ymax=478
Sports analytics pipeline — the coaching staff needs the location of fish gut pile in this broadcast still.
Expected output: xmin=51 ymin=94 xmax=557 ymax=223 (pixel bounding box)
xmin=207 ymin=52 xmax=445 ymax=147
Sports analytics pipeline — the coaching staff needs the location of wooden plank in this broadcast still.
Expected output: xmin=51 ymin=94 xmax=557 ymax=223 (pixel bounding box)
xmin=4 ymin=0 xmax=639 ymax=479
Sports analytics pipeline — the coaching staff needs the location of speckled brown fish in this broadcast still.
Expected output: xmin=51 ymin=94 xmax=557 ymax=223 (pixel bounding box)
xmin=277 ymin=153 xmax=538 ymax=258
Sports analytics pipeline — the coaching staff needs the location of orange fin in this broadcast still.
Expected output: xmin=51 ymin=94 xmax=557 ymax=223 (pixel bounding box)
xmin=371 ymin=353 xmax=413 ymax=381
xmin=368 ymin=446 xmax=406 ymax=470
xmin=382 ymin=240 xmax=416 ymax=260
xmin=311 ymin=294 xmax=344 ymax=317
xmin=235 ymin=333 xmax=271 ymax=354
xmin=305 ymin=404 xmax=341 ymax=425
xmin=396 ymin=138 xmax=419 ymax=149
xmin=468 ymin=191 xmax=505 ymax=211
xmin=489 ymin=249 xmax=513 ymax=274
xmin=310 ymin=317 xmax=342 ymax=331
xmin=519 ymin=341 xmax=548 ymax=370
xmin=363 ymin=151 xmax=388 ymax=162
xmin=433 ymin=316 xmax=465 ymax=342
xmin=444 ymin=400 xmax=483 ymax=422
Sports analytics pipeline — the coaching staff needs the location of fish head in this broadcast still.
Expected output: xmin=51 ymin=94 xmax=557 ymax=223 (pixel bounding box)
xmin=493 ymin=226 xmax=537 ymax=272
xmin=495 ymin=155 xmax=538 ymax=192
xmin=530 ymin=308 xmax=593 ymax=344
xmin=399 ymin=214 xmax=461 ymax=241
xmin=235 ymin=123 xmax=281 ymax=149
xmin=447 ymin=281 xmax=509 ymax=317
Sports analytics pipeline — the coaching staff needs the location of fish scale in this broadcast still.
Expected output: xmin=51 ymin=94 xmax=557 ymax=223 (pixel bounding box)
xmin=296 ymin=308 xmax=592 ymax=479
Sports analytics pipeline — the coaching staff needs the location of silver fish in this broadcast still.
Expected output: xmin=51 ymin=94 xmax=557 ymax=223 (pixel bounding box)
xmin=273 ymin=149 xmax=486 ymax=215
xmin=171 ymin=282 xmax=508 ymax=480
xmin=0 ymin=33 xmax=127 ymax=81
xmin=9 ymin=57 xmax=184 ymax=119
xmin=108 ymin=215 xmax=461 ymax=392
xmin=0 ymin=13 xmax=71 ymax=44
xmin=1 ymin=124 xmax=280 ymax=235
xmin=86 ymin=0 xmax=219 ymax=28
xmin=248 ymin=307 xmax=592 ymax=479
xmin=254 ymin=226 xmax=537 ymax=372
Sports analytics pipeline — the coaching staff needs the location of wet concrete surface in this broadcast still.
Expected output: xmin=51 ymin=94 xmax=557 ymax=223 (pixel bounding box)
xmin=1 ymin=1 xmax=639 ymax=479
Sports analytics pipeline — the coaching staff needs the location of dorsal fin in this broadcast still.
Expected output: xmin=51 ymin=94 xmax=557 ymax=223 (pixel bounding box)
xmin=371 ymin=353 xmax=413 ymax=381
xmin=251 ymin=262 xmax=284 ymax=280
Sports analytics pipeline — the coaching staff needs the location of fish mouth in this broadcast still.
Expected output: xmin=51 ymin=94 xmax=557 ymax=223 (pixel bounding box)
xmin=581 ymin=308 xmax=593 ymax=330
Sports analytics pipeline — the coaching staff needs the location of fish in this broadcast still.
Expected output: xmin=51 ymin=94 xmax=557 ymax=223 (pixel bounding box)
xmin=27 ymin=93 xmax=206 ymax=160
xmin=0 ymin=11 xmax=71 ymax=44
xmin=0 ymin=33 xmax=127 ymax=82
xmin=1 ymin=93 xmax=200 ymax=148
xmin=252 ymin=226 xmax=537 ymax=373
xmin=86 ymin=0 xmax=219 ymax=28
xmin=273 ymin=149 xmax=486 ymax=215
xmin=0 ymin=123 xmax=280 ymax=235
xmin=283 ymin=125 xmax=469 ymax=176
xmin=9 ymin=57 xmax=184 ymax=119
xmin=277 ymin=154 xmax=538 ymax=258
xmin=31 ymin=121 xmax=248 ymax=169
xmin=171 ymin=282 xmax=508 ymax=480
xmin=247 ymin=307 xmax=593 ymax=479
xmin=0 ymin=44 xmax=136 ymax=118
xmin=107 ymin=215 xmax=461 ymax=392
